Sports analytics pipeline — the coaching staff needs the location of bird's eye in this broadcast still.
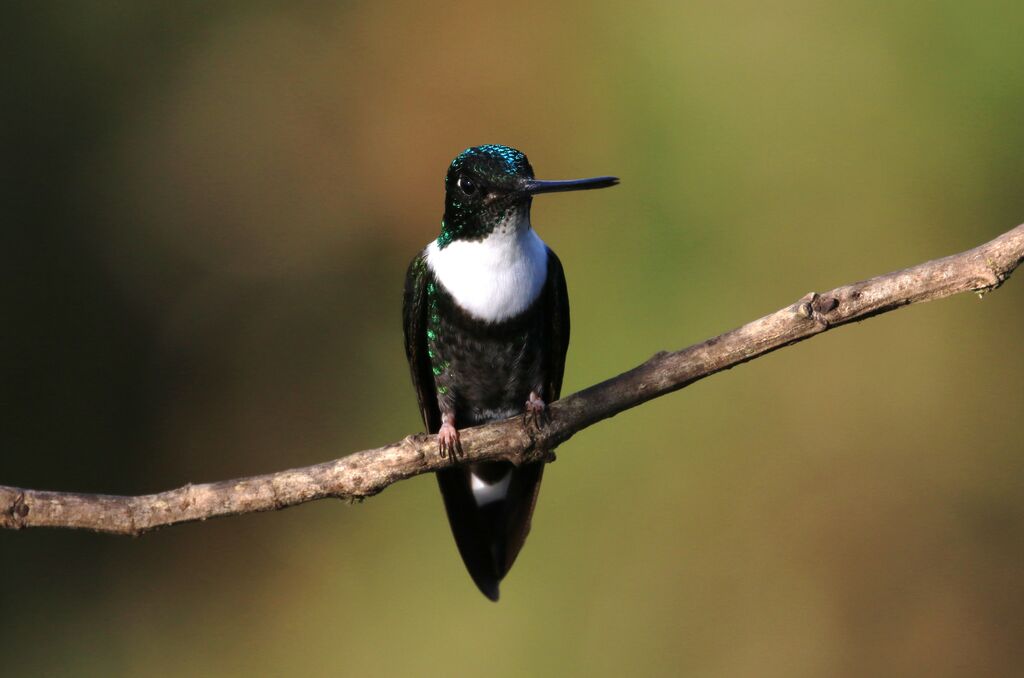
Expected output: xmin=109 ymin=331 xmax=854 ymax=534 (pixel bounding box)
xmin=457 ymin=175 xmax=477 ymax=195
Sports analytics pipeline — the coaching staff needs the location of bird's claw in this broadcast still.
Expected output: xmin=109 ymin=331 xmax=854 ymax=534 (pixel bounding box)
xmin=438 ymin=422 xmax=463 ymax=459
xmin=524 ymin=392 xmax=550 ymax=430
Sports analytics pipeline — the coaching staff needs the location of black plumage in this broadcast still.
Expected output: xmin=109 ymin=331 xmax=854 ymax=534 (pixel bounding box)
xmin=403 ymin=248 xmax=570 ymax=600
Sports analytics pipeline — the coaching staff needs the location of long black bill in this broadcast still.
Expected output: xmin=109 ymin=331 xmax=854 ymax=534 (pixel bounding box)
xmin=522 ymin=176 xmax=619 ymax=195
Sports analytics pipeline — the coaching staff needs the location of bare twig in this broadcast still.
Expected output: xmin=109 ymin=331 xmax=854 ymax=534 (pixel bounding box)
xmin=3 ymin=224 xmax=1022 ymax=535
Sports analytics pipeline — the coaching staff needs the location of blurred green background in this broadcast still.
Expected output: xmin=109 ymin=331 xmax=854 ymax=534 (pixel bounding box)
xmin=3 ymin=2 xmax=1024 ymax=676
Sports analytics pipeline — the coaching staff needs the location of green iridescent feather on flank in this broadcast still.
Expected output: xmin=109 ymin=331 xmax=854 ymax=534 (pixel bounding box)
xmin=424 ymin=277 xmax=449 ymax=391
xmin=436 ymin=144 xmax=535 ymax=249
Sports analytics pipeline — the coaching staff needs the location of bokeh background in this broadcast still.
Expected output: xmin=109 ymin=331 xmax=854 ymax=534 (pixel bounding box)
xmin=3 ymin=2 xmax=1024 ymax=676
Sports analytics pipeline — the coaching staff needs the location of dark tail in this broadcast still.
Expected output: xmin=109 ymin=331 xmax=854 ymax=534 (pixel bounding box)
xmin=436 ymin=461 xmax=544 ymax=601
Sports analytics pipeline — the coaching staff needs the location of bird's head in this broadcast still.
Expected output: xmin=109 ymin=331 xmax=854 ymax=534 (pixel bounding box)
xmin=437 ymin=144 xmax=618 ymax=249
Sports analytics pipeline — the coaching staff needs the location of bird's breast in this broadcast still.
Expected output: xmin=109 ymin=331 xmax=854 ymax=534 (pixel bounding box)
xmin=425 ymin=225 xmax=549 ymax=323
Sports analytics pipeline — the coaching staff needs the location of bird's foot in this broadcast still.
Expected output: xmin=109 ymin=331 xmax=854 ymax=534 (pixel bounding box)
xmin=438 ymin=421 xmax=463 ymax=459
xmin=524 ymin=392 xmax=550 ymax=430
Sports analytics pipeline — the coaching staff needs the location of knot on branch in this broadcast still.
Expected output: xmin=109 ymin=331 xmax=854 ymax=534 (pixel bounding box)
xmin=492 ymin=416 xmax=559 ymax=468
xmin=976 ymin=258 xmax=1011 ymax=295
xmin=795 ymin=292 xmax=839 ymax=328
xmin=3 ymin=492 xmax=30 ymax=530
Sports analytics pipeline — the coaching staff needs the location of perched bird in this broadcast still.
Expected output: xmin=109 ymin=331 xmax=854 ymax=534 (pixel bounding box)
xmin=403 ymin=144 xmax=618 ymax=600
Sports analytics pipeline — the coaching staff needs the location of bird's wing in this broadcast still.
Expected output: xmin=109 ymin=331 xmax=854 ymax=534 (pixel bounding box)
xmin=543 ymin=247 xmax=571 ymax=403
xmin=402 ymin=251 xmax=441 ymax=433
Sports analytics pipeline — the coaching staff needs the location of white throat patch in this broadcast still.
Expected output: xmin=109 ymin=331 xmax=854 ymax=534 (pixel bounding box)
xmin=425 ymin=212 xmax=549 ymax=323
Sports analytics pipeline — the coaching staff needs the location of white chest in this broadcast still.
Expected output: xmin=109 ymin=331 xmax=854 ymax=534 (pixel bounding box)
xmin=425 ymin=218 xmax=549 ymax=323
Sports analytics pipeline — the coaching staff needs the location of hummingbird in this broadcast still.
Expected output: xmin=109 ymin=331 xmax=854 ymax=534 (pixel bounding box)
xmin=402 ymin=144 xmax=618 ymax=600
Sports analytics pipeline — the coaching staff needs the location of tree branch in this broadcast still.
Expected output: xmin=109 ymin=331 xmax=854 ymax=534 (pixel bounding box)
xmin=3 ymin=224 xmax=1023 ymax=535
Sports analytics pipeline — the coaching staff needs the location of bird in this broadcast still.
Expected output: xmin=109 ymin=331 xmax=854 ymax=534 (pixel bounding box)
xmin=402 ymin=144 xmax=618 ymax=600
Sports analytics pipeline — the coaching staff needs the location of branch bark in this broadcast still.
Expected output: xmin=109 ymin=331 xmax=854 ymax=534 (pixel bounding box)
xmin=3 ymin=224 xmax=1023 ymax=535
